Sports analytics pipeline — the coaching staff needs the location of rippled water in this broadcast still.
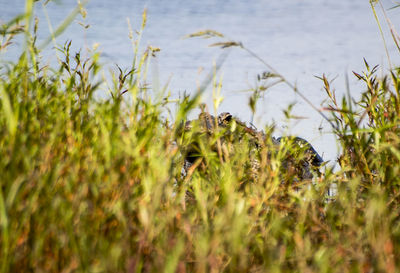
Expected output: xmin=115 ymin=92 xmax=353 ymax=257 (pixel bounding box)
xmin=1 ymin=0 xmax=400 ymax=163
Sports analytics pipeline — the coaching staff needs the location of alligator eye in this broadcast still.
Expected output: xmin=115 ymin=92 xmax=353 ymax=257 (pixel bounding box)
xmin=218 ymin=112 xmax=232 ymax=125
xmin=224 ymin=113 xmax=232 ymax=122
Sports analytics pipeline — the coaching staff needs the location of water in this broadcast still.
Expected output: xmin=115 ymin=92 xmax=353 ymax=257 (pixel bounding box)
xmin=1 ymin=0 xmax=400 ymax=164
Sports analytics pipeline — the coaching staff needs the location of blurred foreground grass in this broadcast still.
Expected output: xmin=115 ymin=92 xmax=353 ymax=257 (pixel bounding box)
xmin=1 ymin=1 xmax=400 ymax=272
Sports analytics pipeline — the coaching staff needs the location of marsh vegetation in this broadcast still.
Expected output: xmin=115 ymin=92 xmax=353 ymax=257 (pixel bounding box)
xmin=0 ymin=1 xmax=400 ymax=272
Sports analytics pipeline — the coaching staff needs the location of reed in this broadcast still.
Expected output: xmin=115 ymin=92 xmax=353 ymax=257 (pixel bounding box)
xmin=0 ymin=1 xmax=399 ymax=272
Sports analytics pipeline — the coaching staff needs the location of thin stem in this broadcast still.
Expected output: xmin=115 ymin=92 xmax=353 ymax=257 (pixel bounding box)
xmin=240 ymin=45 xmax=339 ymax=132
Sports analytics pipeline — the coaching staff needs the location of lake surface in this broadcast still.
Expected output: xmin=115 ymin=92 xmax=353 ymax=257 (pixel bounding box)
xmin=1 ymin=0 xmax=400 ymax=164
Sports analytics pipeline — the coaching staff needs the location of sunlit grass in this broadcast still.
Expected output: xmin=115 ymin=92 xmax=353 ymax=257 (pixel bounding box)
xmin=0 ymin=1 xmax=399 ymax=272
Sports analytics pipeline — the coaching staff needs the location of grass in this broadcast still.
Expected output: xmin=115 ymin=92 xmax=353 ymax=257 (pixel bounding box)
xmin=1 ymin=1 xmax=400 ymax=272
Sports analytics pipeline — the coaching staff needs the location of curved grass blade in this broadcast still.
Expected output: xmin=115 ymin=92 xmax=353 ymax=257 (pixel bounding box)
xmin=38 ymin=0 xmax=89 ymax=50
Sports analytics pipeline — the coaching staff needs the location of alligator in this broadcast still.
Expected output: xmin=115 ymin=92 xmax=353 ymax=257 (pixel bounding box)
xmin=177 ymin=111 xmax=323 ymax=182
